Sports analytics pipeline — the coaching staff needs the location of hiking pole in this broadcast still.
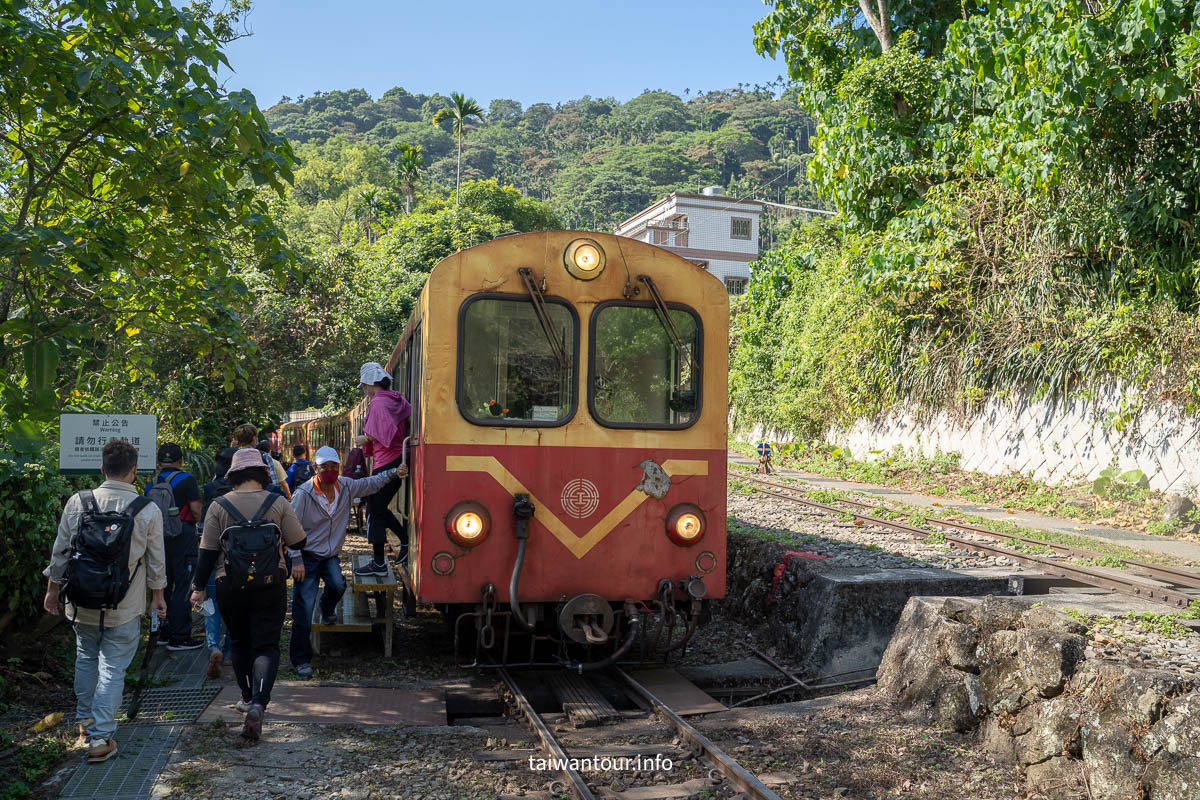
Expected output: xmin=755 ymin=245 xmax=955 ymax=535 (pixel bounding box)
xmin=127 ymin=610 xmax=160 ymax=720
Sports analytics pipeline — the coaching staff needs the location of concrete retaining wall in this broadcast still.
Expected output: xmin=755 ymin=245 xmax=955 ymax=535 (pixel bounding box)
xmin=742 ymin=386 xmax=1200 ymax=493
xmin=722 ymin=534 xmax=1008 ymax=678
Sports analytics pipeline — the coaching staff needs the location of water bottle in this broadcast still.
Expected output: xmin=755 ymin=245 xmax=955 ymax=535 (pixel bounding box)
xmin=200 ymin=598 xmax=216 ymax=617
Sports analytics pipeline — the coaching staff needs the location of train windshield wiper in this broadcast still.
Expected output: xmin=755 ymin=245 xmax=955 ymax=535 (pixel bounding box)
xmin=637 ymin=274 xmax=697 ymax=410
xmin=517 ymin=268 xmax=568 ymax=369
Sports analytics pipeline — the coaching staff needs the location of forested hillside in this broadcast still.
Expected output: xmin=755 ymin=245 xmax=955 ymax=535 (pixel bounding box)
xmin=731 ymin=0 xmax=1200 ymax=438
xmin=262 ymin=85 xmax=817 ymax=233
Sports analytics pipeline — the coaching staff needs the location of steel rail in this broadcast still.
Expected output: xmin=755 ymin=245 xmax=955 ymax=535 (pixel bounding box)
xmin=615 ymin=667 xmax=784 ymax=800
xmin=733 ymin=470 xmax=1200 ymax=589
xmin=734 ymin=474 xmax=1196 ymax=609
xmin=498 ymin=667 xmax=596 ymax=800
xmin=822 ymin=487 xmax=1200 ymax=591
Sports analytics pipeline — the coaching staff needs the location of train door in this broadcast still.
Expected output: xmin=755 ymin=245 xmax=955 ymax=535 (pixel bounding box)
xmin=393 ymin=322 xmax=422 ymax=570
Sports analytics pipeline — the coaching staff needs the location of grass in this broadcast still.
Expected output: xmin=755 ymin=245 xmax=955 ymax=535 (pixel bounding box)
xmin=733 ymin=437 xmax=1192 ymax=537
xmin=1063 ymin=605 xmax=1200 ymax=640
xmin=736 ymin=474 xmax=1187 ymax=567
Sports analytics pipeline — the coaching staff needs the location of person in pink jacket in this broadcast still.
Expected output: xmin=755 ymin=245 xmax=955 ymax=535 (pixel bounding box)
xmin=353 ymin=361 xmax=412 ymax=577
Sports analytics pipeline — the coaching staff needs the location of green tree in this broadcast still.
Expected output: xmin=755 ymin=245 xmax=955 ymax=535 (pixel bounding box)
xmin=432 ymin=92 xmax=485 ymax=209
xmin=395 ymin=143 xmax=425 ymax=213
xmin=0 ymin=0 xmax=295 ymax=450
xmin=354 ymin=188 xmax=386 ymax=244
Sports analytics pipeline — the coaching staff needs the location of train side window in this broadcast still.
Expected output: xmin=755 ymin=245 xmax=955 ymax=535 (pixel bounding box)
xmin=457 ymin=295 xmax=577 ymax=426
xmin=589 ymin=301 xmax=702 ymax=429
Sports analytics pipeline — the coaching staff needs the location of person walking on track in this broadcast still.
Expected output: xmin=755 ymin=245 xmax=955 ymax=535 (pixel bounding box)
xmin=353 ymin=361 xmax=411 ymax=577
xmin=287 ymin=446 xmax=404 ymax=679
xmin=189 ymin=448 xmax=307 ymax=741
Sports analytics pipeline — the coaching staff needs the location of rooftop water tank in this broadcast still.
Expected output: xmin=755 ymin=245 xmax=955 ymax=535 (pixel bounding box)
xmin=701 ymin=186 xmax=725 ymax=197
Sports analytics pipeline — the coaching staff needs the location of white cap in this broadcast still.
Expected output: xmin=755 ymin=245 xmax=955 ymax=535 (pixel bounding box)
xmin=359 ymin=361 xmax=391 ymax=386
xmin=313 ymin=446 xmax=340 ymax=465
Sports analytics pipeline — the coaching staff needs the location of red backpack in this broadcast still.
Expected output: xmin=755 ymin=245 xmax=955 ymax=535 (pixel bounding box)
xmin=342 ymin=447 xmax=368 ymax=478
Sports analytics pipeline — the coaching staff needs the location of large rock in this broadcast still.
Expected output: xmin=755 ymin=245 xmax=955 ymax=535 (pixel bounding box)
xmin=977 ymin=595 xmax=1029 ymax=639
xmin=1143 ymin=756 xmax=1200 ymax=800
xmin=1081 ymin=724 xmax=1143 ymax=800
xmin=1024 ymin=755 xmax=1089 ymax=795
xmin=1141 ymin=690 xmax=1200 ymax=800
xmin=1014 ymin=695 xmax=1084 ymax=766
xmin=878 ymin=597 xmax=979 ymax=732
xmin=1162 ymin=495 xmax=1196 ymax=523
xmin=1018 ymin=604 xmax=1088 ymax=637
xmin=980 ymin=715 xmax=1016 ymax=763
xmin=980 ymin=628 xmax=1087 ymax=713
xmin=1141 ymin=691 xmax=1200 ymax=759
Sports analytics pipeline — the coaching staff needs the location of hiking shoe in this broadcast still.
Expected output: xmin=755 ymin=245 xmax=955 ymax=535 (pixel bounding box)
xmin=353 ymin=560 xmax=388 ymax=577
xmin=166 ymin=637 xmax=204 ymax=651
xmin=87 ymin=738 xmax=117 ymax=762
xmin=241 ymin=704 xmax=264 ymax=741
xmin=294 ymin=663 xmax=313 ymax=680
xmin=206 ymin=648 xmax=223 ymax=679
xmin=233 ymin=698 xmax=253 ymax=713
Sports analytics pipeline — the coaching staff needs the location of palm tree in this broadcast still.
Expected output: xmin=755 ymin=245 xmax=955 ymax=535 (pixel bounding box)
xmin=395 ymin=143 xmax=424 ymax=213
xmin=354 ymin=188 xmax=385 ymax=245
xmin=432 ymin=92 xmax=484 ymax=209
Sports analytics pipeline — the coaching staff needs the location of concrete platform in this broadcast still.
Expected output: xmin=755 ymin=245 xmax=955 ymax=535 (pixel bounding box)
xmin=795 ymin=567 xmax=1011 ymax=678
xmin=198 ymin=685 xmax=446 ymax=726
xmin=730 ymin=453 xmax=1200 ymax=562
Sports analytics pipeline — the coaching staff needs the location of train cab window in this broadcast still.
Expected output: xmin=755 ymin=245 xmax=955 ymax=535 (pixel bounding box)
xmin=590 ymin=302 xmax=702 ymax=428
xmin=458 ymin=295 xmax=577 ymax=426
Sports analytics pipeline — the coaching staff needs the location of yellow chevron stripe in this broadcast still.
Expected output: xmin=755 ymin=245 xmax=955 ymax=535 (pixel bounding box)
xmin=445 ymin=455 xmax=707 ymax=558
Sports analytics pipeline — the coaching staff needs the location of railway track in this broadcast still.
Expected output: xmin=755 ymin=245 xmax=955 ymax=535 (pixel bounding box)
xmin=497 ymin=667 xmax=784 ymax=800
xmin=732 ymin=472 xmax=1200 ymax=610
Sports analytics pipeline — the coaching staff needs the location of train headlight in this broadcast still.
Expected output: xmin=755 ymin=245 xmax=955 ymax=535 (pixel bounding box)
xmin=446 ymin=501 xmax=490 ymax=547
xmin=667 ymin=504 xmax=705 ymax=546
xmin=564 ymin=238 xmax=606 ymax=280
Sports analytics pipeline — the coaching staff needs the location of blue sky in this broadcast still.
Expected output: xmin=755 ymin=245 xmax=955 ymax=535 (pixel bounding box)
xmin=221 ymin=0 xmax=787 ymax=108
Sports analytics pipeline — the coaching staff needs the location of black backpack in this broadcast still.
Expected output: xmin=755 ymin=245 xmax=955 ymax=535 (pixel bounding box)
xmin=215 ymin=495 xmax=283 ymax=591
xmin=61 ymin=490 xmax=153 ymax=626
xmin=294 ymin=459 xmax=315 ymax=486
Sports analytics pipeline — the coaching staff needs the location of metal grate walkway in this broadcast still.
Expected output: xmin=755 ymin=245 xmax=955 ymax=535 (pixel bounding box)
xmin=118 ymin=686 xmax=221 ymax=724
xmin=57 ymin=724 xmax=183 ymax=800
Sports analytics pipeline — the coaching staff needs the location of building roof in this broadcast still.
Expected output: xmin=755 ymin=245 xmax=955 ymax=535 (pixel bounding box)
xmin=615 ymin=191 xmax=764 ymax=232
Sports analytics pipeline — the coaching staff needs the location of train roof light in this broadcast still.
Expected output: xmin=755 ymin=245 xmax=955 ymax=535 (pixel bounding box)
xmin=564 ymin=238 xmax=606 ymax=280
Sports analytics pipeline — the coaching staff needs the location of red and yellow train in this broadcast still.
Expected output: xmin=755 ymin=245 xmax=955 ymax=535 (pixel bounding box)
xmin=281 ymin=231 xmax=728 ymax=666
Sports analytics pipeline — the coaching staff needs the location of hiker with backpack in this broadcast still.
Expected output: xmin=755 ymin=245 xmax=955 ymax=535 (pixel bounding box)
xmin=147 ymin=443 xmax=203 ymax=651
xmin=199 ymin=446 xmax=237 ymax=678
xmin=353 ymin=361 xmax=412 ymax=578
xmin=285 ymin=444 xmax=314 ymax=493
xmin=287 ymin=446 xmax=404 ymax=680
xmin=230 ymin=423 xmax=291 ymax=500
xmin=189 ymin=447 xmax=307 ymax=741
xmin=42 ymin=439 xmax=167 ymax=763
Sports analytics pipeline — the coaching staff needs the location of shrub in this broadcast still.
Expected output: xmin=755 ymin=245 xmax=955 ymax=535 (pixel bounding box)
xmin=0 ymin=450 xmax=76 ymax=629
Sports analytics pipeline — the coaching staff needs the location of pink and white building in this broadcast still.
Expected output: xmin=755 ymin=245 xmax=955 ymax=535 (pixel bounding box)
xmin=613 ymin=187 xmax=762 ymax=295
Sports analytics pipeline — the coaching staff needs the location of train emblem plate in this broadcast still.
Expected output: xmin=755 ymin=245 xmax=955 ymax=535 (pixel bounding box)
xmin=560 ymin=478 xmax=600 ymax=519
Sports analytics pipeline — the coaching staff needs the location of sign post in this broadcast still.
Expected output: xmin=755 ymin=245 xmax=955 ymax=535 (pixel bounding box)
xmin=59 ymin=415 xmax=157 ymax=474
xmin=755 ymin=441 xmax=773 ymax=475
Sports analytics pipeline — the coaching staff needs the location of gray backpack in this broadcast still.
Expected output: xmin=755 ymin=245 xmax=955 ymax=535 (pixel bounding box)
xmin=145 ymin=470 xmax=187 ymax=539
